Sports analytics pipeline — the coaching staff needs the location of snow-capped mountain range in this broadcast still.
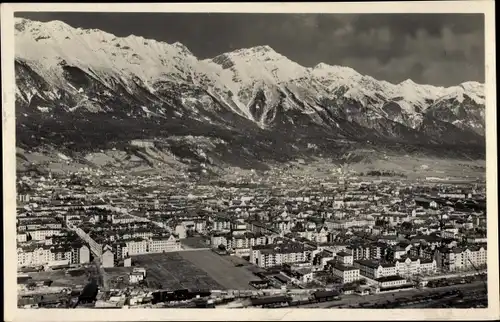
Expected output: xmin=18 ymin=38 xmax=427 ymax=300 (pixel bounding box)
xmin=14 ymin=18 xmax=485 ymax=168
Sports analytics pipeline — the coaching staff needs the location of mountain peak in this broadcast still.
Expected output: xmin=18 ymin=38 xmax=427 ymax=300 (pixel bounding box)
xmin=15 ymin=17 xmax=72 ymax=34
xmin=311 ymin=63 xmax=362 ymax=81
xmin=249 ymin=45 xmax=274 ymax=52
xmin=400 ymin=79 xmax=417 ymax=86
xmin=14 ymin=18 xmax=486 ymax=156
xmin=313 ymin=62 xmax=330 ymax=70
xmin=229 ymin=45 xmax=280 ymax=57
xmin=172 ymin=41 xmax=194 ymax=56
xmin=460 ymin=81 xmax=484 ymax=90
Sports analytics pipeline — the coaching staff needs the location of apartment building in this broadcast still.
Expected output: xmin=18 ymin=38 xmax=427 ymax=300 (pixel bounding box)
xmin=102 ymin=249 xmax=115 ymax=268
xmin=247 ymin=220 xmax=279 ymax=235
xmin=23 ymin=228 xmax=63 ymax=241
xmin=111 ymin=215 xmax=137 ymax=225
xmin=298 ymin=226 xmax=329 ymax=243
xmin=330 ymin=262 xmax=361 ymax=284
xmin=212 ymin=232 xmax=268 ymax=250
xmin=250 ymin=243 xmax=306 ymax=268
xmin=329 ymin=219 xmax=375 ymax=229
xmin=273 ymin=219 xmax=294 ymax=233
xmin=465 ymin=235 xmax=488 ymax=244
xmin=418 ymin=258 xmax=438 ymax=274
xmin=17 ymin=218 xmax=63 ymax=231
xmin=313 ymin=250 xmax=336 ymax=269
xmin=346 ymin=244 xmax=371 ymax=261
xmin=434 ymin=245 xmax=487 ymax=272
xmin=148 ymin=235 xmax=181 ymax=253
xmin=231 ymin=234 xmax=267 ymax=249
xmin=355 ymin=256 xmax=437 ymax=279
xmin=213 ymin=217 xmax=232 ymax=231
xmin=17 ymin=233 xmax=28 ymax=243
xmin=119 ymin=239 xmax=148 ymax=257
xmin=353 ymin=260 xmax=397 ymax=279
xmin=335 ymin=251 xmax=354 ymax=265
xmin=17 ymin=243 xmax=90 ymax=268
xmin=120 ymin=230 xmax=154 ymax=240
xmin=394 ymin=257 xmax=423 ymax=277
xmin=17 ymin=246 xmax=60 ymax=268
xmin=17 ymin=194 xmax=31 ymax=203
xmin=119 ymin=235 xmax=181 ymax=258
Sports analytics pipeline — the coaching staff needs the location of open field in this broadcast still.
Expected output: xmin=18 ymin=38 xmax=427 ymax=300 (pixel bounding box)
xmin=180 ymin=237 xmax=210 ymax=249
xmin=23 ymin=269 xmax=92 ymax=288
xmin=179 ymin=250 xmax=260 ymax=290
xmin=132 ymin=252 xmax=223 ymax=290
xmin=132 ymin=250 xmax=260 ymax=290
xmin=285 ymin=154 xmax=486 ymax=181
xmin=221 ymin=255 xmax=254 ymax=266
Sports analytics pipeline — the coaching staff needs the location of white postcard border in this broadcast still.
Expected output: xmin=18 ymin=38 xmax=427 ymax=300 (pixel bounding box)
xmin=2 ymin=2 xmax=498 ymax=321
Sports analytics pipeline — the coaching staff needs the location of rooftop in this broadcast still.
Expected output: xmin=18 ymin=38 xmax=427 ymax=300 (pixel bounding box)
xmin=376 ymin=275 xmax=407 ymax=282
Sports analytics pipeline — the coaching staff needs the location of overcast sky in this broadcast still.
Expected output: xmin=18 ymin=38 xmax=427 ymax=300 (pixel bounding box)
xmin=16 ymin=12 xmax=484 ymax=86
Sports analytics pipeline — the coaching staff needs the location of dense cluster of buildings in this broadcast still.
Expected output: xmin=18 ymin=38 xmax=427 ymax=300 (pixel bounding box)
xmin=16 ymin=167 xmax=488 ymax=307
xmin=16 ymin=210 xmax=90 ymax=268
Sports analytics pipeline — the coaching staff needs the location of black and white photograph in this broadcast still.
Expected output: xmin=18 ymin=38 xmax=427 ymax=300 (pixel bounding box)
xmin=2 ymin=2 xmax=498 ymax=321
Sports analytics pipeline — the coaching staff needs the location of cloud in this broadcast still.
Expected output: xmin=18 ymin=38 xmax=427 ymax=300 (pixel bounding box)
xmin=15 ymin=12 xmax=484 ymax=86
xmin=308 ymin=14 xmax=485 ymax=85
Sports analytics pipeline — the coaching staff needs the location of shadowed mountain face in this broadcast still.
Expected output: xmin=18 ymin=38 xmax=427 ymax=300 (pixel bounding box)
xmin=14 ymin=18 xmax=486 ymax=172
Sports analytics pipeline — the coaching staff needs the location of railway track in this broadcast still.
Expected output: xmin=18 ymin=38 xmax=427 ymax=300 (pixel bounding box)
xmin=296 ymin=281 xmax=486 ymax=308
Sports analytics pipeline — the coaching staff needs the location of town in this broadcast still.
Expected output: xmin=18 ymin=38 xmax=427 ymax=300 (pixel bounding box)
xmin=16 ymin=164 xmax=488 ymax=309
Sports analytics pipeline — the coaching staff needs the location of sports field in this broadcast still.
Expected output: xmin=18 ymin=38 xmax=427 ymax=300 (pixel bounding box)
xmin=132 ymin=250 xmax=259 ymax=290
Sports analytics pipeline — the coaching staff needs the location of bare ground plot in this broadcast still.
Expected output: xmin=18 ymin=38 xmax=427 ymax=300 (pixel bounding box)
xmin=132 ymin=253 xmax=223 ymax=291
xmin=24 ymin=269 xmax=92 ymax=288
xmin=179 ymin=250 xmax=260 ymax=290
xmin=103 ymin=267 xmax=134 ymax=279
xmin=222 ymin=255 xmax=252 ymax=266
xmin=180 ymin=237 xmax=210 ymax=249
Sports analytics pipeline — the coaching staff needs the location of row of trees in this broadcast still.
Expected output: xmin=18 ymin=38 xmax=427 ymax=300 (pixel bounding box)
xmin=361 ymin=170 xmax=406 ymax=177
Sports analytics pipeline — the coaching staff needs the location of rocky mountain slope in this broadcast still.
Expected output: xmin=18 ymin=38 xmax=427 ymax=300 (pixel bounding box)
xmin=14 ymin=18 xmax=486 ymax=173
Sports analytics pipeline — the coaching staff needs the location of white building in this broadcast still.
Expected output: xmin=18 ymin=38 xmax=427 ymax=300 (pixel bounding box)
xmin=435 ymin=245 xmax=487 ymax=272
xmin=250 ymin=243 xmax=306 ymax=268
xmin=335 ymin=251 xmax=354 ymax=266
xmin=129 ymin=272 xmax=144 ymax=284
xmin=376 ymin=276 xmax=408 ymax=289
xmin=102 ymin=249 xmax=115 ymax=268
xmin=17 ymin=244 xmax=90 ymax=268
xmin=175 ymin=225 xmax=187 ymax=239
xmin=24 ymin=229 xmax=63 ymax=241
xmin=330 ymin=263 xmax=361 ymax=284
xmin=148 ymin=235 xmax=181 ymax=253
xmin=353 ymin=260 xmax=397 ymax=279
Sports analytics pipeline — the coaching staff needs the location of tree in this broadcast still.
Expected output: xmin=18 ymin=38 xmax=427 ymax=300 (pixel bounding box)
xmin=401 ymin=222 xmax=413 ymax=231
